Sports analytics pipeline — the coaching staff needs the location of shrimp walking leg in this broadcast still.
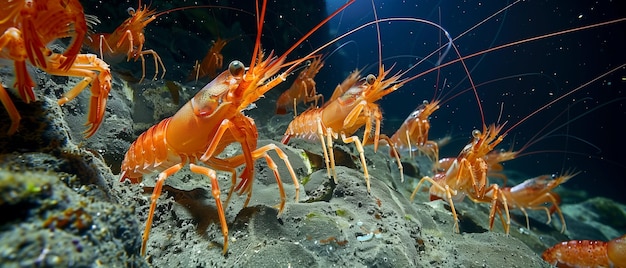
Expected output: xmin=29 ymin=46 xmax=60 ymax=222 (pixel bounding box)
xmin=43 ymin=54 xmax=112 ymax=137
xmin=411 ymin=176 xmax=461 ymax=232
xmin=203 ymin=143 xmax=300 ymax=215
xmin=142 ymin=163 xmax=185 ymax=256
xmin=138 ymin=49 xmax=166 ymax=82
xmin=0 ymin=84 xmax=20 ymax=134
xmin=189 ymin=164 xmax=228 ymax=255
xmin=314 ymin=117 xmax=335 ymax=180
xmin=243 ymin=144 xmax=300 ymax=212
xmin=341 ymin=133 xmax=371 ymax=192
xmin=378 ymin=135 xmax=404 ymax=182
xmin=201 ymin=159 xmax=238 ymax=210
xmin=0 ymin=27 xmax=33 ymax=134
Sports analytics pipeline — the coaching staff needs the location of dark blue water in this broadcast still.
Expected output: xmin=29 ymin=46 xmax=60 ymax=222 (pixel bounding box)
xmin=317 ymin=0 xmax=626 ymax=203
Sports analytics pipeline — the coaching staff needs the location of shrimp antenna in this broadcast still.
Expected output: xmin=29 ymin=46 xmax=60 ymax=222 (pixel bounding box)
xmin=433 ymin=7 xmax=443 ymax=102
xmin=504 ymin=64 xmax=626 ymax=135
xmin=434 ymin=7 xmax=452 ymax=67
xmin=370 ymin=0 xmax=383 ymax=71
xmin=279 ymin=0 xmax=356 ymax=76
xmin=516 ymin=97 xmax=625 ymax=156
xmin=153 ymin=5 xmax=253 ymax=19
xmin=497 ymin=102 xmax=505 ymax=124
xmin=437 ymin=72 xmax=554 ymax=108
xmin=286 ymin=59 xmax=313 ymax=77
xmin=321 ymin=40 xmax=359 ymax=66
xmin=453 ymin=0 xmax=519 ymax=43
xmin=248 ymin=0 xmax=267 ymax=72
xmin=450 ymin=0 xmax=518 ymax=89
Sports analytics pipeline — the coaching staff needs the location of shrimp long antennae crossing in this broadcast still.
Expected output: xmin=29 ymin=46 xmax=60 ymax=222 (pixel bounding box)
xmin=504 ymin=63 xmax=626 ymax=135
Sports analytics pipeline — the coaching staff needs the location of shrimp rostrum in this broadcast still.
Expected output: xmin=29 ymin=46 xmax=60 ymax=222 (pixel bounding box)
xmin=119 ymin=0 xmax=355 ymax=256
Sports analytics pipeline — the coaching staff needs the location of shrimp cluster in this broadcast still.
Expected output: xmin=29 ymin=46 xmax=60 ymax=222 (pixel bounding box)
xmin=119 ymin=0 xmax=355 ymax=256
xmin=4 ymin=0 xmax=624 ymax=264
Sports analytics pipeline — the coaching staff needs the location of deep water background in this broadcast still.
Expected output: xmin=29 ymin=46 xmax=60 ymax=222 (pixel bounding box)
xmin=321 ymin=0 xmax=626 ymax=204
xmin=82 ymin=0 xmax=625 ymax=202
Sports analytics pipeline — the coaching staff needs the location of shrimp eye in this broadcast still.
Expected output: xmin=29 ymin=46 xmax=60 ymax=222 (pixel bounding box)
xmin=422 ymin=100 xmax=429 ymax=105
xmin=127 ymin=7 xmax=136 ymax=15
xmin=366 ymin=74 xmax=376 ymax=85
xmin=472 ymin=129 xmax=481 ymax=138
xmin=229 ymin=60 xmax=245 ymax=77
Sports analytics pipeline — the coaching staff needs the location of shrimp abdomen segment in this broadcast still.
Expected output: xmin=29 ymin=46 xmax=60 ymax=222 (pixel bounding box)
xmin=542 ymin=240 xmax=609 ymax=267
xmin=120 ymin=118 xmax=184 ymax=182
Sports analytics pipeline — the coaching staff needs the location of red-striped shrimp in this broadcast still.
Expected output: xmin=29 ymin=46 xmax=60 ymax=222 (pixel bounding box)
xmin=85 ymin=1 xmax=164 ymax=83
xmin=411 ymin=124 xmax=509 ymax=233
xmin=282 ymin=67 xmax=403 ymax=192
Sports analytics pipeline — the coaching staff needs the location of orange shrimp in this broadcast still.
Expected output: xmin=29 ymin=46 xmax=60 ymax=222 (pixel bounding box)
xmin=542 ymin=234 xmax=626 ymax=268
xmin=393 ymin=3 xmax=626 ymax=234
xmin=86 ymin=1 xmax=166 ymax=83
xmin=275 ymin=55 xmax=324 ymax=116
xmin=482 ymin=149 xmax=518 ymax=185
xmin=188 ymin=37 xmax=229 ymax=82
xmin=412 ymin=62 xmax=626 ymax=234
xmin=11 ymin=0 xmax=87 ymax=71
xmin=87 ymin=2 xmax=258 ymax=83
xmin=1 ymin=0 xmax=112 ymax=137
xmin=119 ymin=0 xmax=355 ymax=256
xmin=410 ymin=124 xmax=509 ymax=232
xmin=488 ymin=171 xmax=577 ymax=233
xmin=434 ymin=150 xmax=511 ymax=179
xmin=282 ymin=66 xmax=403 ymax=193
xmin=388 ymin=99 xmax=441 ymax=161
xmin=437 ymin=149 xmax=519 ymax=183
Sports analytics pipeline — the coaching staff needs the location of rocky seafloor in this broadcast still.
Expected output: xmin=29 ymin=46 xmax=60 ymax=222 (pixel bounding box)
xmin=1 ymin=65 xmax=625 ymax=268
